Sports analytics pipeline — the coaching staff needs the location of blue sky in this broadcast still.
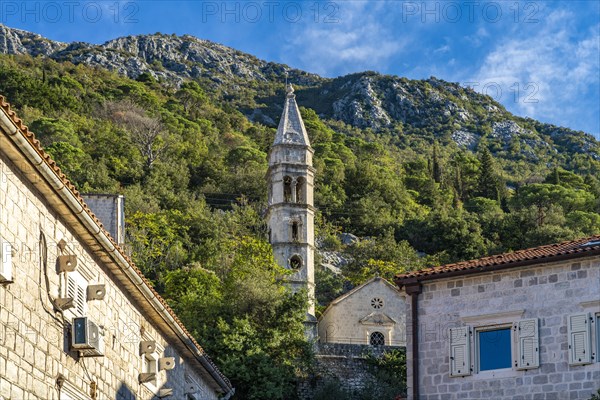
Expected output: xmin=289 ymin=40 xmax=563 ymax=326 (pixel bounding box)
xmin=3 ymin=0 xmax=599 ymax=138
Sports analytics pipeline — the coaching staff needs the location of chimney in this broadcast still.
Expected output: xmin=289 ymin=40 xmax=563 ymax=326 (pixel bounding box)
xmin=82 ymin=194 xmax=125 ymax=245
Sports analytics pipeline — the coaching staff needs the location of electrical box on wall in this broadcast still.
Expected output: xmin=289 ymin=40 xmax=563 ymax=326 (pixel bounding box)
xmin=57 ymin=255 xmax=77 ymax=272
xmin=159 ymin=357 xmax=175 ymax=371
xmin=139 ymin=373 xmax=157 ymax=384
xmin=140 ymin=340 xmax=156 ymax=355
xmin=185 ymin=383 xmax=200 ymax=399
xmin=87 ymin=284 xmax=106 ymax=300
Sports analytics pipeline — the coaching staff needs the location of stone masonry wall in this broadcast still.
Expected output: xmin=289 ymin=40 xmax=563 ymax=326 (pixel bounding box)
xmin=407 ymin=257 xmax=600 ymax=400
xmin=298 ymin=343 xmax=405 ymax=399
xmin=0 ymin=150 xmax=217 ymax=398
xmin=81 ymin=194 xmax=125 ymax=245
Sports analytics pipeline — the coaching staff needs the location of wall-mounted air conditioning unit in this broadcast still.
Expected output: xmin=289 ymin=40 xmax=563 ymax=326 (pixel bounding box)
xmin=71 ymin=317 xmax=104 ymax=357
xmin=0 ymin=237 xmax=13 ymax=282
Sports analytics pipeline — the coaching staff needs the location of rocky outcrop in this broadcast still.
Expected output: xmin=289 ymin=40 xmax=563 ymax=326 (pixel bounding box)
xmin=0 ymin=25 xmax=65 ymax=56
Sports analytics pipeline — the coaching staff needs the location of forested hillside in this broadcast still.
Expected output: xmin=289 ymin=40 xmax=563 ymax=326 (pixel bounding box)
xmin=0 ymin=32 xmax=599 ymax=397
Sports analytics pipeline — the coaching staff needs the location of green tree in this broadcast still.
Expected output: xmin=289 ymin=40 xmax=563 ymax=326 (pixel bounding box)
xmin=476 ymin=148 xmax=501 ymax=200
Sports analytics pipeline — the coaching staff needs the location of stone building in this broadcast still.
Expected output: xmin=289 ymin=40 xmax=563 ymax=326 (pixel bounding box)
xmin=81 ymin=194 xmax=125 ymax=246
xmin=0 ymin=95 xmax=234 ymax=399
xmin=318 ymin=276 xmax=406 ymax=347
xmin=266 ymin=84 xmax=317 ymax=334
xmin=395 ymin=236 xmax=600 ymax=399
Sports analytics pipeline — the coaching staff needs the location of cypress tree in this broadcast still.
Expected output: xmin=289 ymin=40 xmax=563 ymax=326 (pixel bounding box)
xmin=432 ymin=141 xmax=443 ymax=184
xmin=477 ymin=148 xmax=500 ymax=200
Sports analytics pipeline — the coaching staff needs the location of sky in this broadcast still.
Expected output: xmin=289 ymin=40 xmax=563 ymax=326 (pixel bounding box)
xmin=2 ymin=0 xmax=599 ymax=138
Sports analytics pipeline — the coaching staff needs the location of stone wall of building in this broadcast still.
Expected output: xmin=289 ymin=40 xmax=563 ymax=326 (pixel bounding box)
xmin=407 ymin=257 xmax=600 ymax=400
xmin=0 ymin=150 xmax=217 ymax=398
xmin=298 ymin=343 xmax=405 ymax=400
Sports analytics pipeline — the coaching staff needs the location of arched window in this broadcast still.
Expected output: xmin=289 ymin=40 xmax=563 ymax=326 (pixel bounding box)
xmin=291 ymin=221 xmax=299 ymax=241
xmin=370 ymin=331 xmax=385 ymax=346
xmin=268 ymin=229 xmax=272 ymax=244
xmin=283 ymin=176 xmax=292 ymax=202
xmin=295 ymin=177 xmax=305 ymax=203
xmin=290 ymin=255 xmax=302 ymax=270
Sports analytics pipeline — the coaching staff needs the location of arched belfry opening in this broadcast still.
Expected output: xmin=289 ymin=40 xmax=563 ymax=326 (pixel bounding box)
xmin=296 ymin=177 xmax=305 ymax=203
xmin=283 ymin=176 xmax=292 ymax=202
xmin=291 ymin=221 xmax=299 ymax=242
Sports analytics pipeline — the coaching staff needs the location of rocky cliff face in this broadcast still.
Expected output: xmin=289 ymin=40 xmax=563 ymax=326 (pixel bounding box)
xmin=0 ymin=25 xmax=320 ymax=86
xmin=0 ymin=25 xmax=66 ymax=56
xmin=0 ymin=24 xmax=597 ymax=160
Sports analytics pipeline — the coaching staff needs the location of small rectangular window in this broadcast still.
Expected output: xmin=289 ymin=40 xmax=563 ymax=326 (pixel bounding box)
xmin=478 ymin=327 xmax=511 ymax=371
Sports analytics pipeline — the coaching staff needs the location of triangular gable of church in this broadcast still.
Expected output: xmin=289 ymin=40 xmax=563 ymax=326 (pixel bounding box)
xmin=319 ymin=276 xmax=405 ymax=321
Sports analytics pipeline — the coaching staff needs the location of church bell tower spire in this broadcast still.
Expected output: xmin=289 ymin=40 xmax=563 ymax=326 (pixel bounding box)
xmin=266 ymin=84 xmax=317 ymax=336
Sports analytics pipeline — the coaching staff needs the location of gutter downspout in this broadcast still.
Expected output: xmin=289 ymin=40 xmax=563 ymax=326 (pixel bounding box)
xmin=0 ymin=111 xmax=234 ymax=395
xmin=405 ymin=282 xmax=422 ymax=400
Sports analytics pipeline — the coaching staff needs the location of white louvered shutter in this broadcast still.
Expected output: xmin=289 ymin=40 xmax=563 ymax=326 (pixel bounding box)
xmin=67 ymin=272 xmax=87 ymax=317
xmin=515 ymin=319 xmax=539 ymax=369
xmin=76 ymin=284 xmax=86 ymax=316
xmin=449 ymin=326 xmax=471 ymax=377
xmin=568 ymin=313 xmax=591 ymax=365
xmin=67 ymin=275 xmax=77 ymax=300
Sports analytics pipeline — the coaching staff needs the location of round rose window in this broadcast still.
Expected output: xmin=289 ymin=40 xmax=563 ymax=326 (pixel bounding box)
xmin=371 ymin=297 xmax=384 ymax=309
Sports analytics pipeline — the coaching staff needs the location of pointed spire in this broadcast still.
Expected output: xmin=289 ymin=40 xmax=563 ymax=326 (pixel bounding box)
xmin=273 ymin=84 xmax=311 ymax=147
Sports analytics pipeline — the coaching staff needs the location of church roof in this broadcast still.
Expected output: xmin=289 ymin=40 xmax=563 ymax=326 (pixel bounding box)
xmin=273 ymin=84 xmax=311 ymax=147
xmin=395 ymin=234 xmax=600 ymax=285
xmin=0 ymin=95 xmax=233 ymax=394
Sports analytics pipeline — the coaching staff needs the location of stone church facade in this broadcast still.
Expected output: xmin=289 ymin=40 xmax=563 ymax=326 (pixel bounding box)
xmin=395 ymin=236 xmax=600 ymax=400
xmin=318 ymin=277 xmax=406 ymax=347
xmin=0 ymin=96 xmax=233 ymax=399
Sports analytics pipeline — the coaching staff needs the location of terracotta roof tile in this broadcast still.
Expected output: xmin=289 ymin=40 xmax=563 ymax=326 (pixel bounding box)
xmin=396 ymin=234 xmax=600 ymax=284
xmin=0 ymin=95 xmax=232 ymax=390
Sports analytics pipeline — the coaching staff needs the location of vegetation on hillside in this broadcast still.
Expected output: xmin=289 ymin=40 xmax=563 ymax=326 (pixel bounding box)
xmin=1 ymin=53 xmax=599 ymax=398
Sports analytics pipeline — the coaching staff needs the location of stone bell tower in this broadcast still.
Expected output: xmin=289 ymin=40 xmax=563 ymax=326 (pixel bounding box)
xmin=266 ymin=84 xmax=316 ymax=336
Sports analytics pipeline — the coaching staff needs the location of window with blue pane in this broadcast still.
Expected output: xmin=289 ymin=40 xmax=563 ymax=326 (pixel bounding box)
xmin=478 ymin=328 xmax=512 ymax=371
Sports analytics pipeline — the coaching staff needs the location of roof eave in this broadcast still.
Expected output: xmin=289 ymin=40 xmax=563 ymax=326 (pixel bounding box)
xmin=396 ymin=248 xmax=600 ymax=285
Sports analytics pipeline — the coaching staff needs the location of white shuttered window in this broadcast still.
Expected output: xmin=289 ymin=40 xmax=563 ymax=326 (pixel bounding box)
xmin=449 ymin=326 xmax=471 ymax=377
xmin=568 ymin=313 xmax=592 ymax=365
xmin=515 ymin=318 xmax=539 ymax=369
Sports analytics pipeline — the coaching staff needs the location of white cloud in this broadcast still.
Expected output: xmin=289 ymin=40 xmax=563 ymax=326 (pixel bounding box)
xmin=472 ymin=10 xmax=599 ymax=134
xmin=283 ymin=1 xmax=407 ymax=76
xmin=434 ymin=44 xmax=450 ymax=54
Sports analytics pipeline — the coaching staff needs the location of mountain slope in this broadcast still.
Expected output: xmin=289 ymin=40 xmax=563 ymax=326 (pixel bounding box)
xmin=0 ymin=24 xmax=597 ymax=165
